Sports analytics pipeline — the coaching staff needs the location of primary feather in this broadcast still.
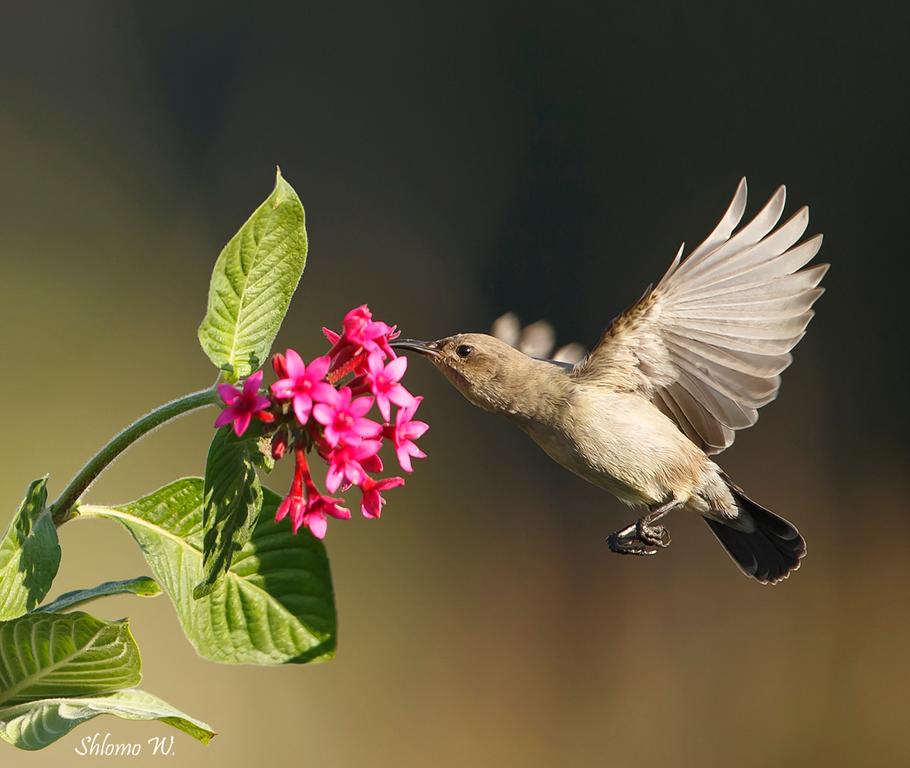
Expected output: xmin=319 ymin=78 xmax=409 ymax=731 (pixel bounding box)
xmin=573 ymin=178 xmax=828 ymax=454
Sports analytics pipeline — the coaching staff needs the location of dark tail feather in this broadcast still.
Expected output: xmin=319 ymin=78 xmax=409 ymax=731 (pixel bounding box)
xmin=703 ymin=480 xmax=806 ymax=585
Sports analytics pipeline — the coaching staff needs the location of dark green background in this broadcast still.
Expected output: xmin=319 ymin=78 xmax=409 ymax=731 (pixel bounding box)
xmin=2 ymin=2 xmax=907 ymax=766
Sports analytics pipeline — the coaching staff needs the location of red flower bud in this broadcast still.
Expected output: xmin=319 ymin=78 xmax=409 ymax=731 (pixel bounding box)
xmin=271 ymin=428 xmax=289 ymax=460
xmin=272 ymin=352 xmax=288 ymax=378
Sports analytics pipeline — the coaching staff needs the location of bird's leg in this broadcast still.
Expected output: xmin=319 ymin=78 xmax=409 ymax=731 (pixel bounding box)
xmin=607 ymin=497 xmax=681 ymax=556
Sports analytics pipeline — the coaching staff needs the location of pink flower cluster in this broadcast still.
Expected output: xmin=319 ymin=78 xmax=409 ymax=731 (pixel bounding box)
xmin=213 ymin=305 xmax=428 ymax=539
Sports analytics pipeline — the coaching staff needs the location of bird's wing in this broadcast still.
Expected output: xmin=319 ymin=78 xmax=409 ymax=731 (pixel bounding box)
xmin=572 ymin=178 xmax=828 ymax=455
xmin=517 ymin=320 xmax=557 ymax=358
xmin=552 ymin=342 xmax=587 ymax=365
xmin=491 ymin=312 xmax=588 ymax=365
xmin=491 ymin=312 xmax=522 ymax=347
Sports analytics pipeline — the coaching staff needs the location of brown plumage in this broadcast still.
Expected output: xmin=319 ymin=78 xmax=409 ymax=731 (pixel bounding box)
xmin=394 ymin=179 xmax=827 ymax=584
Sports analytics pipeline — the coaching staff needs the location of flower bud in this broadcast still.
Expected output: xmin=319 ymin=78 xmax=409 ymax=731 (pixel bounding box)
xmin=272 ymin=352 xmax=288 ymax=378
xmin=271 ymin=426 xmax=289 ymax=460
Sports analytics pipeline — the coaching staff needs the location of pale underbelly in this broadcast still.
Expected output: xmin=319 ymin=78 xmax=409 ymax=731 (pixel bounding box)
xmin=518 ymin=387 xmax=720 ymax=508
xmin=522 ymin=421 xmax=659 ymax=505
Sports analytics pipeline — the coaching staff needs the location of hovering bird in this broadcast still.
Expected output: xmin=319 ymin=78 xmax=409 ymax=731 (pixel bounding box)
xmin=393 ymin=179 xmax=827 ymax=584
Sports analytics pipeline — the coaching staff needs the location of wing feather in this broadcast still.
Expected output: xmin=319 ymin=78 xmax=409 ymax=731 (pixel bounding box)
xmin=574 ymin=179 xmax=827 ymax=454
xmin=655 ymin=389 xmax=703 ymax=446
xmin=661 ymin=383 xmax=735 ymax=451
xmin=676 ymin=178 xmax=748 ymax=266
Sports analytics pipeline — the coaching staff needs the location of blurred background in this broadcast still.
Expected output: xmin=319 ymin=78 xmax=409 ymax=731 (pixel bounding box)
xmin=2 ymin=2 xmax=908 ymax=766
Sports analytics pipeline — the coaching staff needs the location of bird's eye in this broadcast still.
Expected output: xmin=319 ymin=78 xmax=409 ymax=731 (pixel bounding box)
xmin=456 ymin=344 xmax=474 ymax=359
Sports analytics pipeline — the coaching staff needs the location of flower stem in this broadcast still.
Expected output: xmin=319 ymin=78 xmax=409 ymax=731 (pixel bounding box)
xmin=51 ymin=386 xmax=220 ymax=525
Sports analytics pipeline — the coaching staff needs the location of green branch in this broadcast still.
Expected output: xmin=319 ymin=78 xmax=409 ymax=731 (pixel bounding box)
xmin=51 ymin=387 xmax=219 ymax=525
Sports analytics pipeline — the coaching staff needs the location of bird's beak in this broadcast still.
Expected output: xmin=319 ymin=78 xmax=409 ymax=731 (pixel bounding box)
xmin=390 ymin=338 xmax=441 ymax=358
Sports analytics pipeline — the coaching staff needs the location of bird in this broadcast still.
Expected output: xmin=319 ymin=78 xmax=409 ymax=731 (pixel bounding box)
xmin=392 ymin=178 xmax=827 ymax=584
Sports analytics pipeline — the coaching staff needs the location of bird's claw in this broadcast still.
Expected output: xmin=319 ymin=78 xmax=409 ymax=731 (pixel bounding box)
xmin=636 ymin=519 xmax=671 ymax=548
xmin=607 ymin=514 xmax=672 ymax=556
xmin=607 ymin=532 xmax=658 ymax=557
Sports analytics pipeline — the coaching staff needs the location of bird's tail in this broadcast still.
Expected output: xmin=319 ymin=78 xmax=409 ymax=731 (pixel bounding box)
xmin=703 ymin=479 xmax=806 ymax=585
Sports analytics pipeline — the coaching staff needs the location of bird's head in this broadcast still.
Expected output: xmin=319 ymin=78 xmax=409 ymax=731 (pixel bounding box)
xmin=391 ymin=332 xmax=537 ymax=414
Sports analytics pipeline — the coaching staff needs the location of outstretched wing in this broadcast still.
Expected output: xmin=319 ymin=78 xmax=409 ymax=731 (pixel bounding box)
xmin=573 ymin=178 xmax=828 ymax=454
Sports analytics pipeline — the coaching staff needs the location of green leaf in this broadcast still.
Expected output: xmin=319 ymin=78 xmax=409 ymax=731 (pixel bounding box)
xmin=222 ymin=420 xmax=276 ymax=472
xmin=194 ymin=428 xmax=263 ymax=599
xmin=0 ymin=478 xmax=61 ymax=620
xmin=197 ymin=168 xmax=308 ymax=380
xmin=33 ymin=577 xmax=161 ymax=614
xmin=0 ymin=612 xmax=141 ymax=706
xmin=252 ymin=435 xmax=276 ymax=473
xmin=0 ymin=689 xmax=214 ymax=750
xmin=79 ymin=479 xmax=336 ymax=665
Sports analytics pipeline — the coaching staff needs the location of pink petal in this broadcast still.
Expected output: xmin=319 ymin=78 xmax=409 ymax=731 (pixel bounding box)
xmin=396 ymin=445 xmax=414 ymax=473
xmin=398 ymin=398 xmax=421 ymax=424
xmin=344 ymin=461 xmax=366 ymax=486
xmin=325 ymin=465 xmax=343 ymax=493
xmin=376 ymin=476 xmax=405 ymax=491
xmin=324 ymin=426 xmax=344 ymax=447
xmin=385 ymin=355 xmax=408 ymax=381
xmin=322 ymin=385 xmax=342 ymax=406
xmin=354 ymin=439 xmax=382 ymax=460
xmin=289 ymin=501 xmax=306 ymax=533
xmin=361 ymin=453 xmax=383 ymax=473
xmin=243 ymin=370 xmax=264 ymax=396
xmin=322 ymin=327 xmax=341 ymax=344
xmin=274 ymin=496 xmax=292 ymax=523
xmin=367 ymin=350 xmax=384 ymax=376
xmin=376 ymin=393 xmax=391 ymax=422
xmin=361 ymin=491 xmax=380 ymax=519
xmin=214 ymin=409 xmax=235 ymax=428
xmin=270 ymin=378 xmax=295 ymax=399
xmin=284 ymin=349 xmax=306 ymax=379
xmin=253 ymin=395 xmax=271 ymax=411
xmin=306 ymin=513 xmax=327 ymax=539
xmin=403 ymin=420 xmax=429 ymax=440
xmin=353 ymin=419 xmax=381 ymax=438
xmin=345 ymin=305 xmax=371 ymax=325
xmin=324 ymin=499 xmax=352 ymax=519
xmin=310 ymin=382 xmax=337 ymax=403
xmin=366 ymin=320 xmax=391 ymax=339
xmin=388 ymin=385 xmax=416 ymax=408
xmin=292 ymin=394 xmax=313 ymax=424
xmin=406 ymin=444 xmax=427 ymax=460
xmin=234 ymin=411 xmax=252 ymax=437
xmin=217 ymin=383 xmax=240 ymax=404
xmin=312 ymin=403 xmax=334 ymax=426
xmin=307 ymin=355 xmax=332 ymax=381
xmin=349 ymin=396 xmax=374 ymax=418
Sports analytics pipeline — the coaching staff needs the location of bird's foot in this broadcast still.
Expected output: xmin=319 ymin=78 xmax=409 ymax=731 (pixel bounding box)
xmin=636 ymin=519 xmax=671 ymax=548
xmin=606 ymin=513 xmax=672 ymax=556
xmin=607 ymin=531 xmax=658 ymax=557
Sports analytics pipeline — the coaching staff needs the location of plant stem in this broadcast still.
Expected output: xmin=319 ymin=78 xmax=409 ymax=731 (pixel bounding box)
xmin=51 ymin=386 xmax=220 ymax=525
